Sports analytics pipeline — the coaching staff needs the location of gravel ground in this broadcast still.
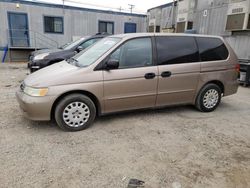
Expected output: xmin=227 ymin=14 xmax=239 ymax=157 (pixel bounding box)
xmin=0 ymin=63 xmax=250 ymax=188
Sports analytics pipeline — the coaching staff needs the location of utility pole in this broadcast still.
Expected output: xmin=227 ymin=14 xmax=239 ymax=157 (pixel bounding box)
xmin=172 ymin=0 xmax=176 ymax=29
xmin=128 ymin=4 xmax=135 ymax=14
xmin=62 ymin=0 xmax=65 ymax=14
xmin=118 ymin=6 xmax=123 ymax=12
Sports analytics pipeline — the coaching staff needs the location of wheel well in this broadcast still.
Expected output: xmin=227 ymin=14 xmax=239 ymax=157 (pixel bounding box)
xmin=50 ymin=90 xmax=101 ymax=120
xmin=205 ymin=80 xmax=224 ymax=93
xmin=195 ymin=80 xmax=225 ymax=105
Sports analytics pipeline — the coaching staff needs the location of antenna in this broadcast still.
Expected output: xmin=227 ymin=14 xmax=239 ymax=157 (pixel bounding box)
xmin=128 ymin=4 xmax=135 ymax=13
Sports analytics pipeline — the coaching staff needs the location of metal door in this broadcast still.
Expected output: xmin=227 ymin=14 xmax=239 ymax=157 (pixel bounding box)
xmin=8 ymin=12 xmax=29 ymax=47
xmin=103 ymin=37 xmax=158 ymax=113
xmin=155 ymin=36 xmax=200 ymax=106
xmin=124 ymin=23 xmax=136 ymax=33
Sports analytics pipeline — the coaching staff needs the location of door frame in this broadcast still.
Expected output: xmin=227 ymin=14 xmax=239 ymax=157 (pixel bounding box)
xmin=98 ymin=20 xmax=115 ymax=34
xmin=7 ymin=11 xmax=30 ymax=47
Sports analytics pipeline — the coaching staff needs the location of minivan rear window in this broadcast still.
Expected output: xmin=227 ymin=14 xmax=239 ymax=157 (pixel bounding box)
xmin=196 ymin=37 xmax=229 ymax=61
xmin=156 ymin=36 xmax=199 ymax=65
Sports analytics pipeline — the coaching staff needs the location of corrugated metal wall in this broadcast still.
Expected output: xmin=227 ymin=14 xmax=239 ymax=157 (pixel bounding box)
xmin=193 ymin=3 xmax=230 ymax=35
xmin=193 ymin=0 xmax=250 ymax=60
xmin=147 ymin=0 xmax=250 ymax=59
xmin=147 ymin=4 xmax=176 ymax=32
xmin=147 ymin=8 xmax=162 ymax=27
xmin=225 ymin=34 xmax=250 ymax=59
xmin=161 ymin=6 xmax=176 ymax=29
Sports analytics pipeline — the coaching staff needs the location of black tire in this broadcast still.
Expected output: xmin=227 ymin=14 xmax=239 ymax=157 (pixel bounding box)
xmin=195 ymin=83 xmax=222 ymax=112
xmin=55 ymin=94 xmax=96 ymax=131
xmin=30 ymin=68 xmax=35 ymax=73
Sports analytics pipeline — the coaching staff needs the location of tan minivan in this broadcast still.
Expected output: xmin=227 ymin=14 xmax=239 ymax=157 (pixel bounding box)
xmin=16 ymin=33 xmax=239 ymax=131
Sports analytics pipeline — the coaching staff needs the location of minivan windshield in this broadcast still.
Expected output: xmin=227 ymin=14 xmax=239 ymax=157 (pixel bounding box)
xmin=74 ymin=37 xmax=121 ymax=67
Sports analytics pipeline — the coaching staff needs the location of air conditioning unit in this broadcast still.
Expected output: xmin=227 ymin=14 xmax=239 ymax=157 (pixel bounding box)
xmin=226 ymin=0 xmax=250 ymax=31
xmin=176 ymin=0 xmax=196 ymax=33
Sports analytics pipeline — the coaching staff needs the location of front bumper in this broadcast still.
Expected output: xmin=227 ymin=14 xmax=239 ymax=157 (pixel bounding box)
xmin=28 ymin=59 xmax=49 ymax=72
xmin=16 ymin=90 xmax=56 ymax=121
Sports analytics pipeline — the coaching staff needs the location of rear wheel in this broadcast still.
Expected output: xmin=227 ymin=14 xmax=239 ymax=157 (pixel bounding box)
xmin=55 ymin=94 xmax=96 ymax=131
xmin=195 ymin=83 xmax=222 ymax=112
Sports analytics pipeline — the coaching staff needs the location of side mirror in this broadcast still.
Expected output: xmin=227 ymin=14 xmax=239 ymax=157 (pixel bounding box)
xmin=105 ymin=59 xmax=119 ymax=70
xmin=76 ymin=46 xmax=83 ymax=52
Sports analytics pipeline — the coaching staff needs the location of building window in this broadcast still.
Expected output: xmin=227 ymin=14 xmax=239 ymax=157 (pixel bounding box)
xmin=99 ymin=21 xmax=114 ymax=34
xmin=44 ymin=16 xmax=63 ymax=34
xmin=148 ymin=26 xmax=154 ymax=32
xmin=156 ymin=26 xmax=161 ymax=32
xmin=187 ymin=21 xmax=193 ymax=30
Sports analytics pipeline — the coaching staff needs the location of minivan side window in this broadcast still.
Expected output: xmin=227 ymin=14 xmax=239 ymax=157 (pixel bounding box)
xmin=156 ymin=36 xmax=199 ymax=65
xmin=109 ymin=38 xmax=153 ymax=69
xmin=196 ymin=37 xmax=229 ymax=61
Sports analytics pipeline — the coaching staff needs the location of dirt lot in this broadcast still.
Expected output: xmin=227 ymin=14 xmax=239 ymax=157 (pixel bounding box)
xmin=0 ymin=63 xmax=250 ymax=188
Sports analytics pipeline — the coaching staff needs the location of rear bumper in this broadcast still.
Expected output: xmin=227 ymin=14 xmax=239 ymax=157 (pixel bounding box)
xmin=16 ymin=90 xmax=56 ymax=121
xmin=224 ymin=80 xmax=239 ymax=96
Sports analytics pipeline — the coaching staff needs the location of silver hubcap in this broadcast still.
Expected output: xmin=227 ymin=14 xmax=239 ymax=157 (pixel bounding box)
xmin=203 ymin=89 xmax=219 ymax=109
xmin=63 ymin=102 xmax=90 ymax=127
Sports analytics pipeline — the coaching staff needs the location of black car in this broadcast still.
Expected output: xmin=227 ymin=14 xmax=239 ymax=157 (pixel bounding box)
xmin=28 ymin=33 xmax=108 ymax=72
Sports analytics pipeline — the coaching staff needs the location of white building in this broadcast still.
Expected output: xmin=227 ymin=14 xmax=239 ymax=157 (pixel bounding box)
xmin=0 ymin=0 xmax=146 ymax=61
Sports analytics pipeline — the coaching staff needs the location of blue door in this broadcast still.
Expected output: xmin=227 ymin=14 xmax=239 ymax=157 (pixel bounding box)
xmin=8 ymin=12 xmax=29 ymax=47
xmin=124 ymin=23 xmax=137 ymax=33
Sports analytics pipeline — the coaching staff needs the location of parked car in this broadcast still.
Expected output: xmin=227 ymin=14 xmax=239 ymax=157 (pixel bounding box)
xmin=28 ymin=33 xmax=109 ymax=72
xmin=16 ymin=33 xmax=239 ymax=131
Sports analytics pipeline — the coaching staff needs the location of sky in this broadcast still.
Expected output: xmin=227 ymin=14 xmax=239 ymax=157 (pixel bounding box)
xmin=30 ymin=0 xmax=172 ymax=14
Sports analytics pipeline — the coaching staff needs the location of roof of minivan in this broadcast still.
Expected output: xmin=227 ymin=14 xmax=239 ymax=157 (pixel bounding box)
xmin=111 ymin=33 xmax=223 ymax=40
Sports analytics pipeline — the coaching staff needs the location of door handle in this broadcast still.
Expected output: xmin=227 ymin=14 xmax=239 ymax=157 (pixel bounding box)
xmin=144 ymin=73 xmax=156 ymax=79
xmin=161 ymin=71 xmax=172 ymax=78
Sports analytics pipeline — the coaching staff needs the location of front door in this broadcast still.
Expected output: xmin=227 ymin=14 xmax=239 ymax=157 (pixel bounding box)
xmin=103 ymin=37 xmax=158 ymax=113
xmin=155 ymin=36 xmax=200 ymax=106
xmin=8 ymin=12 xmax=29 ymax=47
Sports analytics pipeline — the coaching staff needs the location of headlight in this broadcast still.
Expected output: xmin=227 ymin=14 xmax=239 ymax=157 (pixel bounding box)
xmin=24 ymin=86 xmax=48 ymax=97
xmin=33 ymin=53 xmax=49 ymax=61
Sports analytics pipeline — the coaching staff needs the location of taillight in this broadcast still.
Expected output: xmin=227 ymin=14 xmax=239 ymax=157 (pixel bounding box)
xmin=235 ymin=64 xmax=240 ymax=73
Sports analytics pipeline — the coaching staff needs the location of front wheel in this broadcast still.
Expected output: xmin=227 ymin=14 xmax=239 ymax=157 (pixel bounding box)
xmin=195 ymin=84 xmax=222 ymax=112
xmin=55 ymin=94 xmax=96 ymax=131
